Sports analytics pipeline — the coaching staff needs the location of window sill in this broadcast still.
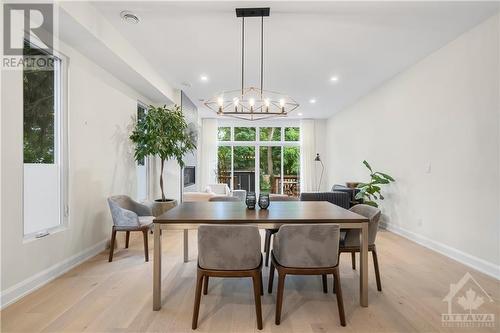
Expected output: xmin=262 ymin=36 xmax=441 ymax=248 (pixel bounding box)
xmin=22 ymin=225 xmax=68 ymax=244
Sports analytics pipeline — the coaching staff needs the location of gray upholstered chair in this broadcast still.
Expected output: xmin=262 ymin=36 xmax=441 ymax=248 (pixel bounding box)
xmin=299 ymin=191 xmax=350 ymax=209
xmin=268 ymin=224 xmax=345 ymax=326
xmin=208 ymin=196 xmax=241 ymax=202
xmin=263 ymin=194 xmax=299 ymax=267
xmin=340 ymin=204 xmax=382 ymax=291
xmin=192 ymin=225 xmax=263 ymax=330
xmin=269 ymin=194 xmax=298 ymax=201
xmin=107 ymin=195 xmax=153 ymax=262
xmin=231 ymin=189 xmax=247 ymax=201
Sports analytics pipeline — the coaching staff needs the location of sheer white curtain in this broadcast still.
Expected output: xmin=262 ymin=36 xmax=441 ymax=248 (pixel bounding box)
xmin=200 ymin=118 xmax=218 ymax=190
xmin=300 ymin=119 xmax=316 ymax=192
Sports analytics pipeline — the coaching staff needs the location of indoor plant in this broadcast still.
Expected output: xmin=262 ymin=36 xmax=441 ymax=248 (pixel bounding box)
xmin=355 ymin=160 xmax=395 ymax=207
xmin=130 ymin=105 xmax=196 ymax=215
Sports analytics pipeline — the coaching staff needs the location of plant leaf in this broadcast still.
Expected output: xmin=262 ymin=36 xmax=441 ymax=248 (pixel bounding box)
xmin=375 ymin=172 xmax=395 ymax=182
xmin=363 ymin=160 xmax=373 ymax=172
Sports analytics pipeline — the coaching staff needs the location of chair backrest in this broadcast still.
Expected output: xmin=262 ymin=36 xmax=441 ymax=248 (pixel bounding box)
xmin=273 ymin=224 xmax=340 ymax=268
xmin=348 ymin=204 xmax=381 ymax=245
xmin=208 ymin=196 xmax=241 ymax=202
xmin=269 ymin=194 xmax=298 ymax=201
xmin=231 ymin=189 xmax=247 ymax=201
xmin=107 ymin=195 xmax=140 ymax=227
xmin=198 ymin=225 xmax=261 ymax=270
xmin=299 ymin=191 xmax=350 ymax=209
xmin=183 ymin=192 xmax=215 ymax=202
xmin=332 ymin=184 xmax=359 ymax=201
xmin=206 ymin=184 xmax=231 ymax=196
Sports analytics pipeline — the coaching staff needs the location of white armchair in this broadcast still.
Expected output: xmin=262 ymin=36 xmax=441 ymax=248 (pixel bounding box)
xmin=206 ymin=184 xmax=231 ymax=196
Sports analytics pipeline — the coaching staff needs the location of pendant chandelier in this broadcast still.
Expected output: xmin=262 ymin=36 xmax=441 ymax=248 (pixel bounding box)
xmin=204 ymin=7 xmax=299 ymax=121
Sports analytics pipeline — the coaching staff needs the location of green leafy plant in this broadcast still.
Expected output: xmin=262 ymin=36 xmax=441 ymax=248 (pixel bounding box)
xmin=130 ymin=105 xmax=196 ymax=201
xmin=355 ymin=160 xmax=395 ymax=207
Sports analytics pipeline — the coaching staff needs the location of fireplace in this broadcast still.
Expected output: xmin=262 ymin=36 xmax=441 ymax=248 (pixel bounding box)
xmin=184 ymin=166 xmax=195 ymax=187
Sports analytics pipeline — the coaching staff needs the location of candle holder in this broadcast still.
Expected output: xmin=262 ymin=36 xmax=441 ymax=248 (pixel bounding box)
xmin=246 ymin=192 xmax=257 ymax=209
xmin=258 ymin=193 xmax=270 ymax=209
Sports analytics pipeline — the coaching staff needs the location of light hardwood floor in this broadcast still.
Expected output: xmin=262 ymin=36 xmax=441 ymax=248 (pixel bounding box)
xmin=1 ymin=230 xmax=499 ymax=333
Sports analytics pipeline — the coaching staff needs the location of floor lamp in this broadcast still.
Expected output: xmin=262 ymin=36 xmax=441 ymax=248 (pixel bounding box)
xmin=314 ymin=153 xmax=324 ymax=191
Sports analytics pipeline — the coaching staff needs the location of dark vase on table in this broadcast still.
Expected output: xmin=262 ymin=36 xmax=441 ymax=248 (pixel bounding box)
xmin=246 ymin=192 xmax=257 ymax=209
xmin=258 ymin=193 xmax=270 ymax=209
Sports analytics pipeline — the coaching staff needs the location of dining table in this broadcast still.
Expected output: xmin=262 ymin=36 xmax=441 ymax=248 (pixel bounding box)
xmin=152 ymin=201 xmax=370 ymax=311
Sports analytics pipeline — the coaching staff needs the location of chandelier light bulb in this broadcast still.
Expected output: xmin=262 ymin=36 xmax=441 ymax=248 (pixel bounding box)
xmin=249 ymin=98 xmax=255 ymax=107
xmin=264 ymin=98 xmax=270 ymax=112
xmin=217 ymin=96 xmax=224 ymax=107
xmin=279 ymin=98 xmax=286 ymax=113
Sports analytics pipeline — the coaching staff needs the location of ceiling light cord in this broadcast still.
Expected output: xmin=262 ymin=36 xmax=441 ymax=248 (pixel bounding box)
xmin=241 ymin=17 xmax=245 ymax=97
xmin=260 ymin=15 xmax=264 ymax=99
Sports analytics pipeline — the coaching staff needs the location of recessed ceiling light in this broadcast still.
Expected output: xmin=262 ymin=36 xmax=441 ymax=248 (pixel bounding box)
xmin=330 ymin=76 xmax=339 ymax=82
xmin=309 ymin=99 xmax=316 ymax=104
xmin=120 ymin=11 xmax=140 ymax=24
xmin=200 ymin=75 xmax=208 ymax=82
xmin=297 ymin=112 xmax=303 ymax=116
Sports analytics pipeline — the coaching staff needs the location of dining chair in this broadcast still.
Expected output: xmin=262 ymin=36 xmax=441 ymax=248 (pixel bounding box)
xmin=340 ymin=204 xmax=382 ymax=291
xmin=263 ymin=194 xmax=299 ymax=267
xmin=208 ymin=196 xmax=241 ymax=202
xmin=299 ymin=191 xmax=350 ymax=209
xmin=192 ymin=225 xmax=264 ymax=330
xmin=268 ymin=224 xmax=346 ymax=326
xmin=107 ymin=195 xmax=153 ymax=262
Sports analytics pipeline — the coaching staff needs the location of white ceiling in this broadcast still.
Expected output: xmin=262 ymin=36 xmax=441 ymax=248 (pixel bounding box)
xmin=91 ymin=1 xmax=499 ymax=119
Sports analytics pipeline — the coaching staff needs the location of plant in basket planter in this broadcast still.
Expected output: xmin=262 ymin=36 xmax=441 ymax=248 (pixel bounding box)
xmin=355 ymin=160 xmax=395 ymax=207
xmin=130 ymin=105 xmax=196 ymax=216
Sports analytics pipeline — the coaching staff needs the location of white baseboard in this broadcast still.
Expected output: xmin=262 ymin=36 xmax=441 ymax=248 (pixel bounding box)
xmin=0 ymin=239 xmax=107 ymax=309
xmin=380 ymin=222 xmax=500 ymax=280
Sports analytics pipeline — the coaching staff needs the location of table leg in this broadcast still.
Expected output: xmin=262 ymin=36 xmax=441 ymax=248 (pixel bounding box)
xmin=153 ymin=223 xmax=162 ymax=310
xmin=360 ymin=222 xmax=368 ymax=307
xmin=183 ymin=229 xmax=189 ymax=263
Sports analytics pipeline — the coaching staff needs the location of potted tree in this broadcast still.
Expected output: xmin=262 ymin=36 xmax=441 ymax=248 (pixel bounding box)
xmin=355 ymin=160 xmax=395 ymax=207
xmin=130 ymin=105 xmax=196 ymax=216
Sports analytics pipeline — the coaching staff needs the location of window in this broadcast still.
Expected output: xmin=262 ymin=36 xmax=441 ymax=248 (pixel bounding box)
xmin=217 ymin=125 xmax=300 ymax=197
xmin=259 ymin=127 xmax=281 ymax=141
xmin=234 ymin=146 xmax=255 ymax=191
xmin=234 ymin=127 xmax=256 ymax=141
xmin=284 ymin=127 xmax=300 ymax=141
xmin=217 ymin=146 xmax=232 ymax=188
xmin=23 ymin=40 xmax=67 ymax=237
xmin=136 ymin=102 xmax=149 ymax=201
xmin=218 ymin=127 xmax=231 ymax=141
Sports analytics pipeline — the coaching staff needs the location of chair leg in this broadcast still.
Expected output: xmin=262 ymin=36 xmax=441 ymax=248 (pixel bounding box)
xmin=275 ymin=272 xmax=286 ymax=325
xmin=351 ymin=252 xmax=356 ymax=270
xmin=333 ymin=267 xmax=346 ymax=326
xmin=268 ymin=261 xmax=275 ymax=294
xmin=108 ymin=228 xmax=117 ymax=262
xmin=260 ymin=271 xmax=264 ymax=296
xmin=322 ymin=274 xmax=328 ymax=293
xmin=142 ymin=229 xmax=149 ymax=262
xmin=372 ymin=247 xmax=382 ymax=291
xmin=125 ymin=231 xmax=130 ymax=248
xmin=264 ymin=230 xmax=271 ymax=267
xmin=252 ymin=272 xmax=263 ymax=330
xmin=332 ymin=274 xmax=336 ymax=294
xmin=192 ymin=272 xmax=204 ymax=330
xmin=203 ymin=276 xmax=209 ymax=295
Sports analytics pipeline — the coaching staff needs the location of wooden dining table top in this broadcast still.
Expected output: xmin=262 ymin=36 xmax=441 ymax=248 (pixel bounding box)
xmin=154 ymin=201 xmax=369 ymax=224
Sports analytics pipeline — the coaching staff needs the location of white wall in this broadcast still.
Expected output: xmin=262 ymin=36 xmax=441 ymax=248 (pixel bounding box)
xmin=326 ymin=15 xmax=500 ymax=278
xmin=1 ymin=37 xmax=154 ymax=306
